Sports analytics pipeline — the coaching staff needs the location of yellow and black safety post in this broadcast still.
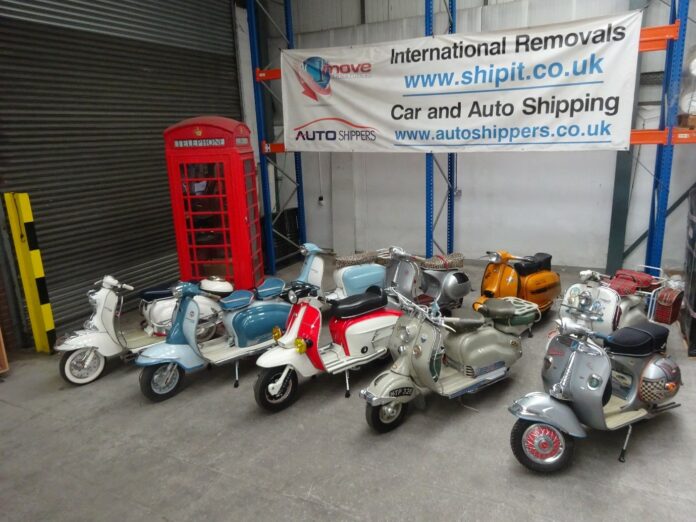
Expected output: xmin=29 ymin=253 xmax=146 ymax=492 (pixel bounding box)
xmin=3 ymin=193 xmax=55 ymax=353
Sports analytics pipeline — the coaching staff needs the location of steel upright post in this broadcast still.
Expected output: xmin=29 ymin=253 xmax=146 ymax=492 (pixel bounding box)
xmin=425 ymin=0 xmax=434 ymax=258
xmin=447 ymin=0 xmax=457 ymax=254
xmin=644 ymin=0 xmax=688 ymax=272
xmin=284 ymin=0 xmax=307 ymax=244
xmin=247 ymin=2 xmax=276 ymax=273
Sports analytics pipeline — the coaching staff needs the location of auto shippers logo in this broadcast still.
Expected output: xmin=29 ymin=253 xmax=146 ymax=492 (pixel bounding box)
xmin=294 ymin=56 xmax=372 ymax=101
xmin=294 ymin=117 xmax=378 ymax=143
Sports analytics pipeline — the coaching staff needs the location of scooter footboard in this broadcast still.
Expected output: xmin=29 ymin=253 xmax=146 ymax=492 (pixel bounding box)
xmin=360 ymin=370 xmax=417 ymax=406
xmin=508 ymin=392 xmax=587 ymax=438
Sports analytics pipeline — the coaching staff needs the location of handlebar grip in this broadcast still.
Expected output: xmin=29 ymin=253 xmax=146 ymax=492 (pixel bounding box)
xmin=121 ymin=284 xmax=135 ymax=291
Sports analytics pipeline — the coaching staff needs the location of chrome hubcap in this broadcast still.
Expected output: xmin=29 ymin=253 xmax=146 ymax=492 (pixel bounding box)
xmin=151 ymin=363 xmax=179 ymax=395
xmin=522 ymin=424 xmax=565 ymax=464
xmin=69 ymin=349 xmax=101 ymax=379
xmin=379 ymin=402 xmax=402 ymax=424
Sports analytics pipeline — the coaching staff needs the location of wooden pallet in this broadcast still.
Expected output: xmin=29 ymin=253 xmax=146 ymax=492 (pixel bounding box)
xmin=0 ymin=327 xmax=9 ymax=374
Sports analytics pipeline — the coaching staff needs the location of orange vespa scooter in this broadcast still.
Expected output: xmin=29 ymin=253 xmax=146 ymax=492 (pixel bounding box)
xmin=474 ymin=251 xmax=561 ymax=313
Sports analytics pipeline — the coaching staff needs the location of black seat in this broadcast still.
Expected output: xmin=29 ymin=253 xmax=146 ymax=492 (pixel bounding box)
xmin=331 ymin=286 xmax=387 ymax=319
xmin=605 ymin=320 xmax=669 ymax=357
xmin=514 ymin=252 xmax=552 ymax=276
xmin=140 ymin=288 xmax=173 ymax=300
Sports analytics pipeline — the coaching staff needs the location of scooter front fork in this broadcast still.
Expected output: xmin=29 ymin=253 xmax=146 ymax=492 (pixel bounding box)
xmin=268 ymin=365 xmax=292 ymax=396
xmin=344 ymin=370 xmax=350 ymax=398
xmin=618 ymin=424 xmax=633 ymax=463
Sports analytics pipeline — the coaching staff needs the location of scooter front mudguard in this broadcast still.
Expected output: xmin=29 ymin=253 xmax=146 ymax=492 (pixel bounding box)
xmin=360 ymin=369 xmax=419 ymax=407
xmin=135 ymin=342 xmax=206 ymax=372
xmin=54 ymin=331 xmax=122 ymax=357
xmin=255 ymin=346 xmax=320 ymax=378
xmin=509 ymin=391 xmax=587 ymax=438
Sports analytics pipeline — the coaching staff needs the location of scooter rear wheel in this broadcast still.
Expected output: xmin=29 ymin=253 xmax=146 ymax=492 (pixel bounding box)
xmin=59 ymin=348 xmax=106 ymax=385
xmin=139 ymin=363 xmax=184 ymax=402
xmin=254 ymin=366 xmax=299 ymax=412
xmin=510 ymin=419 xmax=574 ymax=473
xmin=366 ymin=402 xmax=408 ymax=433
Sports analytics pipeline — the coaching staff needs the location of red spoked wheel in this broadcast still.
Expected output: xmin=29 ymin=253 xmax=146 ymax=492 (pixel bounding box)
xmin=510 ymin=419 xmax=574 ymax=473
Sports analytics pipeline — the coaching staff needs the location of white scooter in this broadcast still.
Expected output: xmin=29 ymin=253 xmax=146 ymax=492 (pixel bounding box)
xmin=55 ymin=276 xmax=170 ymax=385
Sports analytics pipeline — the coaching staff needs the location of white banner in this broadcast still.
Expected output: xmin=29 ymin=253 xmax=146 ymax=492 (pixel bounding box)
xmin=281 ymin=11 xmax=642 ymax=153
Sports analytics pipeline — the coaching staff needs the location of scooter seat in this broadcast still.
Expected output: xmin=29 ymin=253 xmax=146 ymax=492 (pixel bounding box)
xmin=514 ymin=252 xmax=552 ymax=276
xmin=477 ymin=298 xmax=516 ymax=319
xmin=255 ymin=277 xmax=285 ymax=299
xmin=139 ymin=288 xmax=173 ymax=300
xmin=331 ymin=286 xmax=386 ymax=319
xmin=605 ymin=320 xmax=669 ymax=356
xmin=219 ymin=290 xmax=254 ymax=311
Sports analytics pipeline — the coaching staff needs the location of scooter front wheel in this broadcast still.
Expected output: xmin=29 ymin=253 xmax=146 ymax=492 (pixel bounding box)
xmin=366 ymin=402 xmax=408 ymax=433
xmin=139 ymin=363 xmax=185 ymax=402
xmin=59 ymin=348 xmax=106 ymax=385
xmin=254 ymin=366 xmax=298 ymax=412
xmin=510 ymin=419 xmax=574 ymax=473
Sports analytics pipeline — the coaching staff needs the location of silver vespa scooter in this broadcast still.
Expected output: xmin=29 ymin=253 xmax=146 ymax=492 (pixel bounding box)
xmin=360 ymin=290 xmax=540 ymax=432
xmin=383 ymin=246 xmax=471 ymax=314
xmin=508 ymin=284 xmax=681 ymax=473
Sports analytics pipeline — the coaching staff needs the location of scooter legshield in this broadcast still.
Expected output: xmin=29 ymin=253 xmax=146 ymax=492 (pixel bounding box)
xmin=509 ymin=391 xmax=587 ymax=438
xmin=135 ymin=342 xmax=207 ymax=372
xmin=361 ymin=357 xmax=417 ymax=406
xmin=255 ymin=346 xmax=321 ymax=378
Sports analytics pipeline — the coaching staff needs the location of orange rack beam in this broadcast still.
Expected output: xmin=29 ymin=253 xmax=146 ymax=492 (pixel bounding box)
xmin=639 ymin=21 xmax=680 ymax=52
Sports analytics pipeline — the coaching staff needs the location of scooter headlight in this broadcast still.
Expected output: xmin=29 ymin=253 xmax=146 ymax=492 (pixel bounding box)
xmin=288 ymin=290 xmax=298 ymax=304
xmin=272 ymin=326 xmax=282 ymax=341
xmin=295 ymin=338 xmax=308 ymax=354
xmin=488 ymin=252 xmax=502 ymax=264
xmin=299 ymin=245 xmax=309 ymax=256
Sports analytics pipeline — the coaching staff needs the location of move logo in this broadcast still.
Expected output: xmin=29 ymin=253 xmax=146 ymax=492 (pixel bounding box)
xmin=294 ymin=56 xmax=372 ymax=101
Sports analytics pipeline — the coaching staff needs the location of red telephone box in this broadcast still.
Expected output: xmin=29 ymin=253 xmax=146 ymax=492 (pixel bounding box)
xmin=163 ymin=116 xmax=264 ymax=289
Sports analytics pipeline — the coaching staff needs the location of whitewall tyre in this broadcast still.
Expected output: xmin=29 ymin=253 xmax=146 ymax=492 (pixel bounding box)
xmin=59 ymin=348 xmax=106 ymax=385
xmin=139 ymin=363 xmax=185 ymax=402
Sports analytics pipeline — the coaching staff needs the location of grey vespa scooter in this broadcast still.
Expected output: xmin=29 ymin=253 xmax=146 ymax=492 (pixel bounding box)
xmin=360 ymin=290 xmax=540 ymax=432
xmin=508 ymin=284 xmax=682 ymax=473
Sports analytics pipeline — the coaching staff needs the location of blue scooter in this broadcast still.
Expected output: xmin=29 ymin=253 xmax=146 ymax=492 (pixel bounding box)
xmin=136 ymin=243 xmax=387 ymax=401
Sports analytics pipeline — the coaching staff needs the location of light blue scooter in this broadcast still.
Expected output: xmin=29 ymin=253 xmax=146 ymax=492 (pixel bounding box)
xmin=136 ymin=243 xmax=387 ymax=401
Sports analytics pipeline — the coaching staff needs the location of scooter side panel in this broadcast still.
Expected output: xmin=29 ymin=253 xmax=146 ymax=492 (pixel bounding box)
xmin=568 ymin=347 xmax=612 ymax=430
xmin=339 ymin=264 xmax=386 ymax=296
xmin=227 ymin=302 xmax=291 ymax=348
xmin=509 ymin=392 xmax=587 ymax=438
xmin=330 ymin=309 xmax=401 ymax=357
xmin=255 ymin=346 xmax=321 ymax=377
xmin=135 ymin=342 xmax=207 ymax=371
xmin=55 ymin=331 xmax=123 ymax=357
xmin=519 ymin=271 xmax=561 ymax=311
xmin=445 ymin=326 xmax=521 ymax=373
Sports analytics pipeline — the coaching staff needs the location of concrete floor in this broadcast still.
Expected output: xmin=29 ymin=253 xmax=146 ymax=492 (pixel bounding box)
xmin=2 ymin=261 xmax=696 ymax=521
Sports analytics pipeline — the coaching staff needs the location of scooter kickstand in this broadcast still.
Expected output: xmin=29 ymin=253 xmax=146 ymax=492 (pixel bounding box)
xmin=618 ymin=424 xmax=633 ymax=463
xmin=344 ymin=370 xmax=350 ymax=398
xmin=234 ymin=361 xmax=239 ymax=388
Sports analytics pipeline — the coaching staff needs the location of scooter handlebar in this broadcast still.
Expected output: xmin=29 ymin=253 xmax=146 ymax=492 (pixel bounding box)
xmin=120 ymin=283 xmax=135 ymax=291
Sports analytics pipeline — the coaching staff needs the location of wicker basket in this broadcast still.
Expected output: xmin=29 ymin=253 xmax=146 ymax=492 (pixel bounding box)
xmin=417 ymin=252 xmax=466 ymax=269
xmin=334 ymin=251 xmax=380 ymax=268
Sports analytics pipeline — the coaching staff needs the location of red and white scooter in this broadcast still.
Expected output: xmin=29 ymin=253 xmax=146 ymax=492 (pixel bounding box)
xmin=253 ymin=282 xmax=401 ymax=411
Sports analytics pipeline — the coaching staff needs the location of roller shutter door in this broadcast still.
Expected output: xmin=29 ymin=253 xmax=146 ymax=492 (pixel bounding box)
xmin=0 ymin=1 xmax=242 ymax=333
